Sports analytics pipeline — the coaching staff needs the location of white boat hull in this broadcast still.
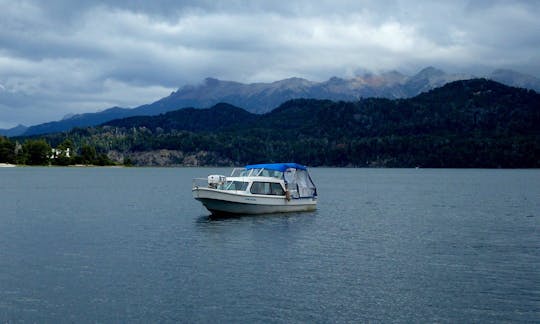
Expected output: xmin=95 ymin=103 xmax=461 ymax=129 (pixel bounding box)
xmin=193 ymin=187 xmax=317 ymax=215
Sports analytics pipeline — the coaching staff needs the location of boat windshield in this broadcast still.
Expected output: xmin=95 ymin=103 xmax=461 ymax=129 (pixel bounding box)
xmin=217 ymin=181 xmax=249 ymax=191
xmin=230 ymin=168 xmax=283 ymax=179
xmin=230 ymin=168 xmax=249 ymax=177
xmin=256 ymin=168 xmax=283 ymax=179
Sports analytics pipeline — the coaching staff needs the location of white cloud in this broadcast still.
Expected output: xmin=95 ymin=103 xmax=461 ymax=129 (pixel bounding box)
xmin=0 ymin=0 xmax=539 ymax=127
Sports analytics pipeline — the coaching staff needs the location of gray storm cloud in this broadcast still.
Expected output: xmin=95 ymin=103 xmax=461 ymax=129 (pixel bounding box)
xmin=0 ymin=0 xmax=539 ymax=128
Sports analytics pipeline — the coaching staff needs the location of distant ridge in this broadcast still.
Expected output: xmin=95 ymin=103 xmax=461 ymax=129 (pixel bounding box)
xmin=489 ymin=69 xmax=540 ymax=92
xmin=38 ymin=78 xmax=540 ymax=168
xmin=0 ymin=124 xmax=28 ymax=137
xmin=99 ymin=78 xmax=539 ymax=138
xmin=15 ymin=67 xmax=539 ymax=137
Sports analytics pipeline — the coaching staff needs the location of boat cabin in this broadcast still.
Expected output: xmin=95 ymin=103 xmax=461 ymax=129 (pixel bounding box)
xmin=193 ymin=162 xmax=317 ymax=215
xmin=214 ymin=163 xmax=317 ymax=199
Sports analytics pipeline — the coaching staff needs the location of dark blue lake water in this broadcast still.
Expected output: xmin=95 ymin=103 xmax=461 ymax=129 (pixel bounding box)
xmin=0 ymin=167 xmax=538 ymax=322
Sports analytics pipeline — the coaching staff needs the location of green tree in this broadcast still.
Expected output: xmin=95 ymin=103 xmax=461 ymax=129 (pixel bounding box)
xmin=80 ymin=144 xmax=97 ymax=164
xmin=22 ymin=139 xmax=51 ymax=165
xmin=94 ymin=153 xmax=114 ymax=166
xmin=0 ymin=136 xmax=16 ymax=163
xmin=123 ymin=156 xmax=133 ymax=166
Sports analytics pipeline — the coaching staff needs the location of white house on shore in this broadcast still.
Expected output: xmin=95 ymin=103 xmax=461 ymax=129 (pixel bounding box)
xmin=50 ymin=148 xmax=71 ymax=159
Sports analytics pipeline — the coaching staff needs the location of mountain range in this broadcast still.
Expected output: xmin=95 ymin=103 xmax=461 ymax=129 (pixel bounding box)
xmin=37 ymin=78 xmax=539 ymax=167
xmin=2 ymin=67 xmax=539 ymax=137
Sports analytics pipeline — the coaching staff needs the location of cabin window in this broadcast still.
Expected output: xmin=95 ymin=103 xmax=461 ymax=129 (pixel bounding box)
xmin=250 ymin=182 xmax=285 ymax=195
xmin=219 ymin=181 xmax=248 ymax=191
xmin=270 ymin=183 xmax=285 ymax=195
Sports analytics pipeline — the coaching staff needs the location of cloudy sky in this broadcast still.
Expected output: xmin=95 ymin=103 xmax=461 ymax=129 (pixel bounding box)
xmin=0 ymin=0 xmax=539 ymax=128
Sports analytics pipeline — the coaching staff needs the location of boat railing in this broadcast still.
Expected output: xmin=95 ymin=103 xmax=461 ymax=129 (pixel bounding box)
xmin=192 ymin=178 xmax=209 ymax=189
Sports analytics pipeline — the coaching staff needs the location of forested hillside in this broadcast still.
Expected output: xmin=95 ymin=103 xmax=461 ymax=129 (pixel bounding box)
xmin=4 ymin=79 xmax=539 ymax=167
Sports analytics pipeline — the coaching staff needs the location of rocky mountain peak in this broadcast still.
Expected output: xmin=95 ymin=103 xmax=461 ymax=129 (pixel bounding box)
xmin=490 ymin=69 xmax=540 ymax=91
xmin=15 ymin=67 xmax=540 ymax=136
xmin=413 ymin=66 xmax=446 ymax=79
xmin=204 ymin=77 xmax=221 ymax=86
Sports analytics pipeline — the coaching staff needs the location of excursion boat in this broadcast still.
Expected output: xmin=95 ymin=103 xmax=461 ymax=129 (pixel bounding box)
xmin=192 ymin=163 xmax=317 ymax=215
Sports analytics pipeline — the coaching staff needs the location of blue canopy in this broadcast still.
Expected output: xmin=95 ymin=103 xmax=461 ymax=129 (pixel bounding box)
xmin=245 ymin=163 xmax=307 ymax=172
